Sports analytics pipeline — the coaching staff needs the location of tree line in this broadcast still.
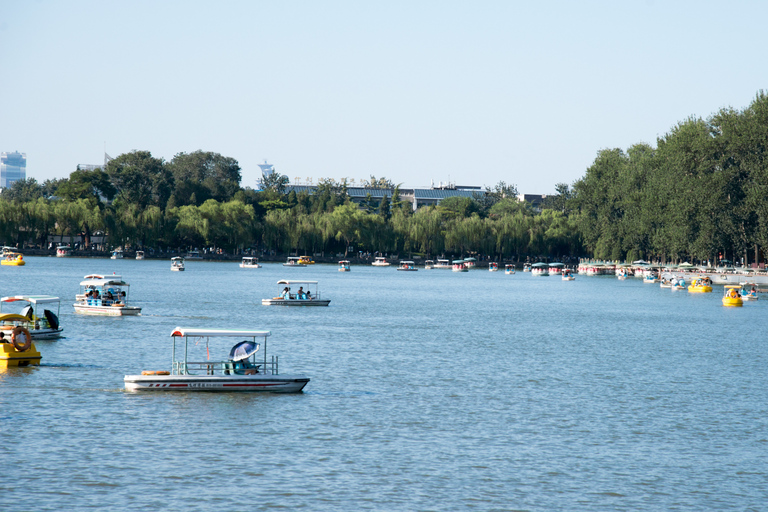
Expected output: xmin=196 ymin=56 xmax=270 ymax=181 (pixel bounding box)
xmin=2 ymin=91 xmax=766 ymax=263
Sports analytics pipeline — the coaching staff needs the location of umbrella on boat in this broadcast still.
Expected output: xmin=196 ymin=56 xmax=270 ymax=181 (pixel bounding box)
xmin=229 ymin=340 xmax=261 ymax=361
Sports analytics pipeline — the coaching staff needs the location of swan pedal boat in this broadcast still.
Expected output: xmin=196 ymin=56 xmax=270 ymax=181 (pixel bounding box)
xmin=124 ymin=327 xmax=309 ymax=392
xmin=722 ymin=285 xmax=744 ymax=307
xmin=262 ymin=280 xmax=330 ymax=306
xmin=0 ymin=295 xmax=63 ymax=339
xmin=0 ymin=316 xmax=41 ymax=367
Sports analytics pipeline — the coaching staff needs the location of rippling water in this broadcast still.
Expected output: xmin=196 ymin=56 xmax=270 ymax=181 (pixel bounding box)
xmin=1 ymin=257 xmax=767 ymax=511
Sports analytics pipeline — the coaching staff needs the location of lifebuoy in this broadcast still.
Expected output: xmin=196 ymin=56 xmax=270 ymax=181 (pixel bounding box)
xmin=11 ymin=326 xmax=32 ymax=352
xmin=141 ymin=370 xmax=170 ymax=375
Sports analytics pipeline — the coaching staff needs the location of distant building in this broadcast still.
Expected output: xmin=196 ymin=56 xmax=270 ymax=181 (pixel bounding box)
xmin=77 ymin=153 xmax=113 ymax=173
xmin=0 ymin=151 xmax=27 ymax=188
xmin=285 ymin=184 xmax=482 ymax=211
xmin=257 ymin=161 xmax=275 ymax=189
xmin=517 ymin=193 xmax=548 ymax=209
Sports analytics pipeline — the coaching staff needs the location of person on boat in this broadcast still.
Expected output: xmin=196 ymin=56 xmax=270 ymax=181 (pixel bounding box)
xmin=297 ymin=286 xmax=305 ymax=299
xmin=305 ymin=290 xmax=312 ymax=300
xmin=280 ymin=287 xmax=289 ymax=299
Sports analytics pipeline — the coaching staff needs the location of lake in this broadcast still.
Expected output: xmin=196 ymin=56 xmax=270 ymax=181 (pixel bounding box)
xmin=1 ymin=257 xmax=766 ymax=511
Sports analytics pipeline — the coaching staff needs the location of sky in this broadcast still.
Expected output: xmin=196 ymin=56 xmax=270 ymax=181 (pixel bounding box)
xmin=1 ymin=0 xmax=767 ymax=194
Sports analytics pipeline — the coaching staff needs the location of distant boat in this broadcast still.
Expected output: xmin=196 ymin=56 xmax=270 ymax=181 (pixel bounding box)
xmin=56 ymin=245 xmax=72 ymax=257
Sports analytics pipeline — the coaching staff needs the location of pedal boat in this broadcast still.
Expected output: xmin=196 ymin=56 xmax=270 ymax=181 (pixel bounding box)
xmin=1 ymin=252 xmax=25 ymax=266
xmin=283 ymin=256 xmax=307 ymax=267
xmin=0 ymin=314 xmax=42 ymax=367
xmin=505 ymin=264 xmax=516 ymax=275
xmin=722 ymin=285 xmax=744 ymax=307
xmin=671 ymin=279 xmax=686 ymax=291
xmin=262 ymin=280 xmax=330 ymax=306
xmin=644 ymin=273 xmax=659 ymax=283
xmin=371 ymin=256 xmax=390 ymax=267
xmin=489 ymin=262 xmax=498 ymax=272
xmin=562 ymin=270 xmax=575 ymax=281
xmin=741 ymin=286 xmax=759 ymax=301
xmin=424 ymin=260 xmax=435 ymax=269
xmin=687 ymin=278 xmax=713 ymax=293
xmin=73 ymin=274 xmax=141 ymax=316
xmin=171 ymin=256 xmax=185 ymax=271
xmin=338 ymin=260 xmax=350 ymax=272
xmin=240 ymin=256 xmax=261 ymax=268
xmin=124 ymin=327 xmax=310 ymax=392
xmin=397 ymin=261 xmax=418 ymax=271
xmin=0 ymin=295 xmax=63 ymax=339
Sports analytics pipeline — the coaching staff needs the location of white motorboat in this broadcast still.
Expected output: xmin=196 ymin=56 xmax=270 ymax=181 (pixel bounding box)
xmin=171 ymin=257 xmax=185 ymax=271
xmin=371 ymin=257 xmax=390 ymax=267
xmin=262 ymin=280 xmax=331 ymax=306
xmin=56 ymin=245 xmax=72 ymax=257
xmin=0 ymin=295 xmax=63 ymax=339
xmin=136 ymin=250 xmax=145 ymax=260
xmin=505 ymin=264 xmax=516 ymax=275
xmin=433 ymin=259 xmax=451 ymax=269
xmin=111 ymin=249 xmax=124 ymax=260
xmin=338 ymin=260 xmax=350 ymax=272
xmin=397 ymin=261 xmax=418 ymax=271
xmin=240 ymin=256 xmax=261 ymax=268
xmin=73 ymin=274 xmax=141 ymax=316
xmin=283 ymin=256 xmax=307 ymax=267
xmin=124 ymin=327 xmax=310 ymax=393
xmin=424 ymin=260 xmax=435 ymax=269
xmin=186 ymin=250 xmax=203 ymax=260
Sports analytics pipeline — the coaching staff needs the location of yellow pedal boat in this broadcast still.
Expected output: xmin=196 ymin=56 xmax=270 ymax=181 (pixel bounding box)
xmin=688 ymin=278 xmax=713 ymax=293
xmin=722 ymin=285 xmax=743 ymax=307
xmin=0 ymin=314 xmax=42 ymax=367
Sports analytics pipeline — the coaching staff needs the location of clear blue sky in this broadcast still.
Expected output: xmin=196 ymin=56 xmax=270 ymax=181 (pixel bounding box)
xmin=2 ymin=0 xmax=766 ymax=194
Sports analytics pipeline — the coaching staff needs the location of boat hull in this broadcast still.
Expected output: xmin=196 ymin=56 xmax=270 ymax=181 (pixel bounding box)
xmin=283 ymin=263 xmax=307 ymax=267
xmin=722 ymin=297 xmax=743 ymax=307
xmin=30 ymin=328 xmax=63 ymax=339
xmin=73 ymin=304 xmax=142 ymax=316
xmin=171 ymin=267 xmax=185 ymax=271
xmin=124 ymin=373 xmax=310 ymax=392
xmin=261 ymin=299 xmax=330 ymax=306
xmin=240 ymin=264 xmax=261 ymax=268
xmin=0 ymin=342 xmax=41 ymax=368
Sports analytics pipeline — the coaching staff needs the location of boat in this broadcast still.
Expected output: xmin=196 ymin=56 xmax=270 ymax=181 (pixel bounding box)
xmin=240 ymin=256 xmax=261 ymax=268
xmin=73 ymin=274 xmax=141 ymax=316
xmin=56 ymin=245 xmax=72 ymax=257
xmin=463 ymin=257 xmax=477 ymax=268
xmin=284 ymin=256 xmax=307 ymax=267
xmin=0 ymin=295 xmax=63 ymax=339
xmin=110 ymin=249 xmax=124 ymax=260
xmin=1 ymin=252 xmax=25 ymax=266
xmin=338 ymin=260 xmax=350 ymax=272
xmin=298 ymin=255 xmax=315 ymax=265
xmin=489 ymin=262 xmax=499 ymax=272
xmin=433 ymin=259 xmax=451 ymax=269
xmin=659 ymin=276 xmax=674 ymax=288
xmin=371 ymin=257 xmax=390 ymax=267
xmin=262 ymin=280 xmax=330 ymax=306
xmin=523 ymin=263 xmax=532 ymax=272
xmin=136 ymin=250 xmax=145 ymax=260
xmin=687 ymin=277 xmax=713 ymax=293
xmin=723 ymin=285 xmax=744 ymax=307
xmin=0 ymin=315 xmax=42 ymax=368
xmin=643 ymin=272 xmax=659 ymax=283
xmin=531 ymin=263 xmax=549 ymax=276
xmin=741 ymin=284 xmax=759 ymax=301
xmin=562 ymin=269 xmax=575 ymax=281
xmin=124 ymin=327 xmax=310 ymax=393
xmin=505 ymin=264 xmax=516 ymax=275
xmin=397 ymin=261 xmax=418 ymax=271
xmin=671 ymin=277 xmax=686 ymax=291
xmin=452 ymin=260 xmax=468 ymax=272
xmin=424 ymin=260 xmax=435 ymax=269
xmin=171 ymin=257 xmax=185 ymax=271
xmin=549 ymin=262 xmax=564 ymax=275
xmin=185 ymin=250 xmax=203 ymax=260
xmin=617 ymin=269 xmax=629 ymax=280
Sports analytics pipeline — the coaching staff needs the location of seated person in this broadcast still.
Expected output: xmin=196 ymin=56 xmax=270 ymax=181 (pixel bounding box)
xmin=297 ymin=287 xmax=305 ymax=299
xmin=305 ymin=290 xmax=312 ymax=300
xmin=280 ymin=287 xmax=289 ymax=299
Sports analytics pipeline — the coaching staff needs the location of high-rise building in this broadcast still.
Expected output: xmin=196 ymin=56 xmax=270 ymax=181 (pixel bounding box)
xmin=0 ymin=151 xmax=27 ymax=188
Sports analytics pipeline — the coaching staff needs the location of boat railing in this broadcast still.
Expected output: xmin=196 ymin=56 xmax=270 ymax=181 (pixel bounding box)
xmin=174 ymin=355 xmax=279 ymax=376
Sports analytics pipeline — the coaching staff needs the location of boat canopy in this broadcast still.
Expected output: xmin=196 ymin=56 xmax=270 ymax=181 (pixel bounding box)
xmin=464 ymin=257 xmax=477 ymax=262
xmin=532 ymin=263 xmax=548 ymax=268
xmin=549 ymin=262 xmax=565 ymax=267
xmin=80 ymin=278 xmax=128 ymax=287
xmin=452 ymin=259 xmax=465 ymax=264
xmin=0 ymin=313 xmax=32 ymax=323
xmin=277 ymin=280 xmax=318 ymax=285
xmin=172 ymin=256 xmax=184 ymax=261
xmin=339 ymin=260 xmax=350 ymax=264
xmin=400 ymin=261 xmax=415 ymax=264
xmin=724 ymin=285 xmax=743 ymax=289
xmin=171 ymin=327 xmax=271 ymax=338
xmin=1 ymin=295 xmax=60 ymax=304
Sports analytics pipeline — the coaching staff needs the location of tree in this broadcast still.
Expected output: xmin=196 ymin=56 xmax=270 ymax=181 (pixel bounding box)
xmin=167 ymin=151 xmax=242 ymax=205
xmin=106 ymin=151 xmax=171 ymax=208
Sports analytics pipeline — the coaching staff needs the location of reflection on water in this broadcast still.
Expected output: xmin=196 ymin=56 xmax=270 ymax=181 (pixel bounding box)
xmin=1 ymin=257 xmax=767 ymax=510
